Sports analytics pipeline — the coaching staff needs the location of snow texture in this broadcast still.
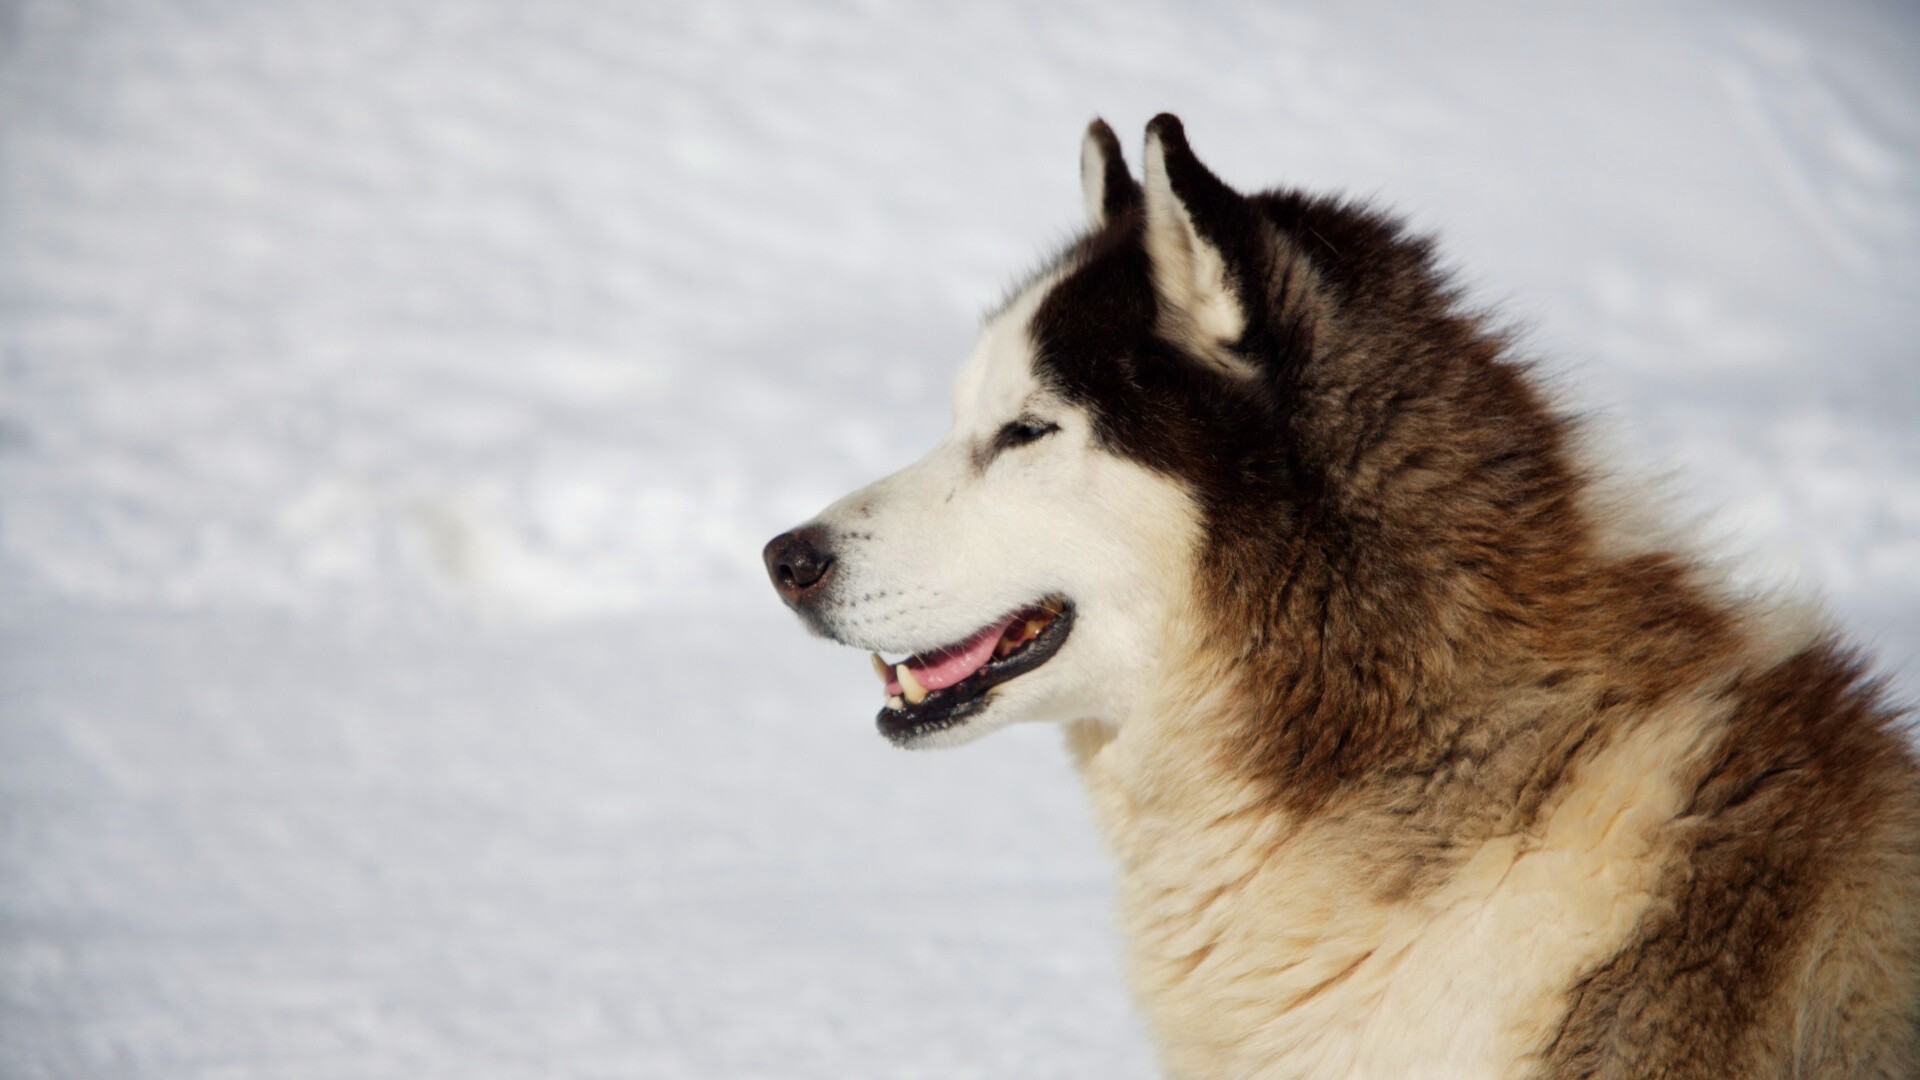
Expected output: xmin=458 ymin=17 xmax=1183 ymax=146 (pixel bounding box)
xmin=2 ymin=1 xmax=1917 ymax=1076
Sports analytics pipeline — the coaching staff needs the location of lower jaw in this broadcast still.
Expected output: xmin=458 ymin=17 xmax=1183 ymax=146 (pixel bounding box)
xmin=871 ymin=599 xmax=1074 ymax=746
xmin=876 ymin=692 xmax=990 ymax=745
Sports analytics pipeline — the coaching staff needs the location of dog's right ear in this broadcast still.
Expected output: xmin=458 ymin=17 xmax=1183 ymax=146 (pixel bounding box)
xmin=1139 ymin=113 xmax=1268 ymax=373
xmin=1080 ymin=118 xmax=1141 ymax=229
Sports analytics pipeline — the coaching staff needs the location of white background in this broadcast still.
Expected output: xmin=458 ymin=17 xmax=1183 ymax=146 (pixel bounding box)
xmin=3 ymin=1 xmax=1916 ymax=1076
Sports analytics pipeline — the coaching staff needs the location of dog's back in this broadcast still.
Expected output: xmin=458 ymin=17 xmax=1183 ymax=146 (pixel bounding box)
xmin=1537 ymin=643 xmax=1920 ymax=1077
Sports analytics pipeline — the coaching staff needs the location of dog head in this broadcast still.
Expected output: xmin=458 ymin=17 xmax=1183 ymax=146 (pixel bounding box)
xmin=764 ymin=114 xmax=1473 ymax=748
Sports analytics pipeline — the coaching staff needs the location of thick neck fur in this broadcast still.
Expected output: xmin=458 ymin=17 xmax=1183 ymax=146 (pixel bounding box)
xmin=1185 ymin=207 xmax=1743 ymax=816
xmin=1062 ymin=223 xmax=1791 ymax=1074
xmin=1044 ymin=185 xmax=1917 ymax=1079
xmin=1063 ymin=507 xmax=1780 ymax=1077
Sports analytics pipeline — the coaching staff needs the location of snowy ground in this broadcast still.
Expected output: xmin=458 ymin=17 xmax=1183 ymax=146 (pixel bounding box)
xmin=2 ymin=1 xmax=1917 ymax=1076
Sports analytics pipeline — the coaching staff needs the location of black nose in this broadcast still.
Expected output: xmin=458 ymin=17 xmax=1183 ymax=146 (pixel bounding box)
xmin=763 ymin=527 xmax=836 ymax=605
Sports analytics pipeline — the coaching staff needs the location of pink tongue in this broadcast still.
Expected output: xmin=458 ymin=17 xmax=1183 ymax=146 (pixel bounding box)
xmin=887 ymin=613 xmax=1021 ymax=694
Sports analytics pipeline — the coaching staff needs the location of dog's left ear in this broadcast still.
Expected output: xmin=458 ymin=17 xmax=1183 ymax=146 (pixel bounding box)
xmin=1080 ymin=118 xmax=1141 ymax=228
xmin=1140 ymin=114 xmax=1266 ymax=365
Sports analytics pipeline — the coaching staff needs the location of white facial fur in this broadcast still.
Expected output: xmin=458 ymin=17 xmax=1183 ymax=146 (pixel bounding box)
xmin=802 ymin=275 xmax=1200 ymax=746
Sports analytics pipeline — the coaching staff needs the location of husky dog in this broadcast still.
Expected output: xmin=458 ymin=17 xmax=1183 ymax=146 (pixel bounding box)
xmin=762 ymin=115 xmax=1920 ymax=1078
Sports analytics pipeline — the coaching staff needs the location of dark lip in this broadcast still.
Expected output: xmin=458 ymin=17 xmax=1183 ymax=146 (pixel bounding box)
xmin=876 ymin=599 xmax=1075 ymax=746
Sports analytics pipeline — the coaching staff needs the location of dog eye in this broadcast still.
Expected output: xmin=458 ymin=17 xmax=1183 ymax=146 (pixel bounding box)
xmin=997 ymin=419 xmax=1059 ymax=448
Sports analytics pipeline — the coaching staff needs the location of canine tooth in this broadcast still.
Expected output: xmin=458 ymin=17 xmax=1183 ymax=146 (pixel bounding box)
xmin=1025 ymin=618 xmax=1046 ymax=639
xmin=896 ymin=664 xmax=928 ymax=705
xmin=1043 ymin=599 xmax=1063 ymax=614
xmin=887 ymin=695 xmax=904 ymax=711
xmin=871 ymin=652 xmax=891 ymax=683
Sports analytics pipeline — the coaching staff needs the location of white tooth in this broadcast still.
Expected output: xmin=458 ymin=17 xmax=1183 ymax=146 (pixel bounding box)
xmin=887 ymin=695 xmax=904 ymax=711
xmin=896 ymin=664 xmax=928 ymax=705
xmin=871 ymin=652 xmax=891 ymax=684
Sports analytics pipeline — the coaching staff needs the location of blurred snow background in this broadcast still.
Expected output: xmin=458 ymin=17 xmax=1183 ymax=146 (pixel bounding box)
xmin=1 ymin=1 xmax=1916 ymax=1076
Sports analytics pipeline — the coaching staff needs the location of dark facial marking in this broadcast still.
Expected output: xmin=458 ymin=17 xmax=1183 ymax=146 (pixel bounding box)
xmin=1026 ymin=210 xmax=1304 ymax=523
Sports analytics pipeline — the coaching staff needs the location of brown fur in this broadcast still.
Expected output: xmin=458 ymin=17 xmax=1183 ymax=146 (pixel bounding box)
xmin=1541 ymin=646 xmax=1920 ymax=1077
xmin=772 ymin=114 xmax=1920 ymax=1076
xmin=1031 ymin=116 xmax=1920 ymax=1075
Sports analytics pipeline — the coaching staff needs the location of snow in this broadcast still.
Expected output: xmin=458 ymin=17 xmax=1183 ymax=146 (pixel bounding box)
xmin=2 ymin=1 xmax=1916 ymax=1076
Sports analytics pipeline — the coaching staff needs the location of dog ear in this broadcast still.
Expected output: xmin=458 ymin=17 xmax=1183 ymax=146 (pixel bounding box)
xmin=1140 ymin=114 xmax=1264 ymax=364
xmin=1080 ymin=118 xmax=1140 ymax=228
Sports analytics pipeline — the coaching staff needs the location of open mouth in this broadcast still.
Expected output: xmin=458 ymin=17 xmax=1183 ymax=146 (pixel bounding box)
xmin=868 ymin=598 xmax=1073 ymax=744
